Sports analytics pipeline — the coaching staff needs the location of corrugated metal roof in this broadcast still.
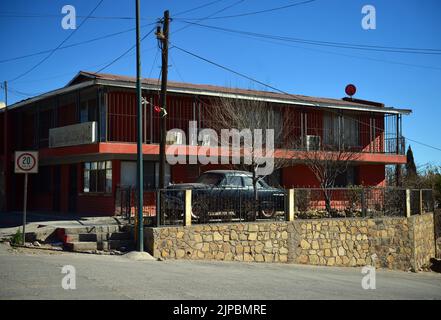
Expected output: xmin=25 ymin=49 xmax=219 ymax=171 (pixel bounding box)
xmin=8 ymin=71 xmax=412 ymax=115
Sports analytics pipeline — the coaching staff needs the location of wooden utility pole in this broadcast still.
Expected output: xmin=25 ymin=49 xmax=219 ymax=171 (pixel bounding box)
xmin=157 ymin=10 xmax=169 ymax=226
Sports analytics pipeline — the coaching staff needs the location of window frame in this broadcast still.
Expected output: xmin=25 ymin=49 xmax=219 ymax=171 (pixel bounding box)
xmin=83 ymin=161 xmax=112 ymax=194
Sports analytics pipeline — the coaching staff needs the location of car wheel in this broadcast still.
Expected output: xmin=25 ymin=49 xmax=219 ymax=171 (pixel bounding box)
xmin=260 ymin=206 xmax=276 ymax=219
xmin=192 ymin=201 xmax=208 ymax=223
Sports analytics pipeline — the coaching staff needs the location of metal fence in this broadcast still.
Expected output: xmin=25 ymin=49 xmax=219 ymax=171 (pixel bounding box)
xmin=160 ymin=188 xmax=287 ymax=226
xmin=115 ymin=186 xmax=434 ymax=225
xmin=294 ymin=188 xmax=413 ymax=219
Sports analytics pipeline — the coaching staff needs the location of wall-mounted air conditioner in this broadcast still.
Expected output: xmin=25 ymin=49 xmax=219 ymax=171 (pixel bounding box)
xmin=199 ymin=131 xmax=218 ymax=147
xmin=166 ymin=131 xmax=183 ymax=145
xmin=305 ymin=135 xmax=321 ymax=151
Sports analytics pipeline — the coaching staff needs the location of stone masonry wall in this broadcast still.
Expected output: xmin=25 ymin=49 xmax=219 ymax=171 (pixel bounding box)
xmin=145 ymin=213 xmax=435 ymax=271
xmin=146 ymin=222 xmax=290 ymax=262
xmin=288 ymin=217 xmax=413 ymax=270
xmin=409 ymin=213 xmax=436 ymax=269
xmin=435 ymin=210 xmax=441 ymax=259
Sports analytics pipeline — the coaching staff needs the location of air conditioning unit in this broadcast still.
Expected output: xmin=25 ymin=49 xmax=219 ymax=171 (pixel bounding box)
xmin=166 ymin=131 xmax=183 ymax=145
xmin=200 ymin=132 xmax=218 ymax=146
xmin=305 ymin=135 xmax=321 ymax=151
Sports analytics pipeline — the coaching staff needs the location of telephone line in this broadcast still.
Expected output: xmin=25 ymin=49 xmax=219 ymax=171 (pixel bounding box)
xmin=171 ymin=42 xmax=441 ymax=153
xmin=8 ymin=0 xmax=104 ymax=83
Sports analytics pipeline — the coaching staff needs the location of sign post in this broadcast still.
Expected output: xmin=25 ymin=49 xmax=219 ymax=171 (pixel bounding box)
xmin=14 ymin=151 xmax=38 ymax=245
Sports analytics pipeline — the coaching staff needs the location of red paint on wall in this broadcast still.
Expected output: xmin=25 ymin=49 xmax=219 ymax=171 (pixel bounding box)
xmin=281 ymin=165 xmax=320 ymax=188
xmin=358 ymin=164 xmax=385 ymax=187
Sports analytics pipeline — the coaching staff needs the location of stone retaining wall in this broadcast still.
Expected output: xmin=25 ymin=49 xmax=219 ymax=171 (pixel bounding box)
xmin=145 ymin=222 xmax=290 ymax=262
xmin=435 ymin=210 xmax=441 ymax=259
xmin=144 ymin=213 xmax=435 ymax=271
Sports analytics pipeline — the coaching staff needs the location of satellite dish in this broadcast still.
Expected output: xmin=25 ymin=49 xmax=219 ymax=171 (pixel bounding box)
xmin=345 ymin=84 xmax=357 ymax=97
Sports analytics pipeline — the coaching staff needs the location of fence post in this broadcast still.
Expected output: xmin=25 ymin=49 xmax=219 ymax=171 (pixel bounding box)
xmin=419 ymin=189 xmax=423 ymax=214
xmin=287 ymin=189 xmax=295 ymax=221
xmin=361 ymin=188 xmax=366 ymax=217
xmin=406 ymin=189 xmax=411 ymax=218
xmin=184 ymin=189 xmax=192 ymax=226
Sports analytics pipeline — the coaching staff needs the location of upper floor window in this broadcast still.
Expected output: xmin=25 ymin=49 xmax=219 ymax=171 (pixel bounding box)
xmin=80 ymin=88 xmax=98 ymax=123
xmin=323 ymin=112 xmax=360 ymax=148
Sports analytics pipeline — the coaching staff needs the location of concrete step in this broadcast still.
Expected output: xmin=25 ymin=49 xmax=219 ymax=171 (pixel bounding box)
xmin=64 ymin=232 xmax=131 ymax=243
xmin=61 ymin=225 xmax=121 ymax=235
xmin=64 ymin=241 xmax=98 ymax=252
xmin=98 ymin=240 xmax=133 ymax=251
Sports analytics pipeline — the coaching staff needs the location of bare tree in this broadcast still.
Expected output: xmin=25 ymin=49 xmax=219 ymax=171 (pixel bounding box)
xmin=299 ymin=137 xmax=360 ymax=215
xmin=207 ymin=96 xmax=294 ymax=219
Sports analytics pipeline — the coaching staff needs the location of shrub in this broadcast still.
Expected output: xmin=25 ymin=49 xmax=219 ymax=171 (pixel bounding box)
xmin=10 ymin=228 xmax=23 ymax=245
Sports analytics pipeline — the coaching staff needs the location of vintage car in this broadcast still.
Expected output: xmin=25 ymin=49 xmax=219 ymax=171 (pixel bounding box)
xmin=163 ymin=170 xmax=286 ymax=222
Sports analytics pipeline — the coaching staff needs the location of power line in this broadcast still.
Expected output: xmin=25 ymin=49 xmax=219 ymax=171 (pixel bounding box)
xmin=0 ymin=13 xmax=154 ymax=21
xmin=171 ymin=42 xmax=441 ymax=153
xmin=0 ymin=23 xmax=156 ymax=64
xmin=94 ymin=27 xmax=156 ymax=74
xmin=174 ymin=0 xmax=226 ymax=17
xmin=173 ymin=0 xmax=246 ymax=34
xmin=177 ymin=20 xmax=441 ymax=55
xmin=174 ymin=0 xmax=318 ymax=20
xmin=7 ymin=0 xmax=104 ymax=83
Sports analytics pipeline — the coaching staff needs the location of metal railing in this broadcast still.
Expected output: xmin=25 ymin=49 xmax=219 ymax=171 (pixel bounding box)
xmin=115 ymin=186 xmax=434 ymax=225
xmin=160 ymin=188 xmax=287 ymax=226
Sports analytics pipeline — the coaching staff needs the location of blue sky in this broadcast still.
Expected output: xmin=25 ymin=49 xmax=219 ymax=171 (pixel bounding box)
xmin=0 ymin=0 xmax=440 ymax=167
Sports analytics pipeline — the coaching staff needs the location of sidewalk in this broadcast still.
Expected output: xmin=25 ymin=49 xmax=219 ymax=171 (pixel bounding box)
xmin=0 ymin=211 xmax=124 ymax=239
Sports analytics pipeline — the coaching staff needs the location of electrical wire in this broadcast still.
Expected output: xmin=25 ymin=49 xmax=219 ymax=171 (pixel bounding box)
xmin=7 ymin=0 xmax=105 ymax=83
xmin=174 ymin=0 xmax=226 ymax=17
xmin=176 ymin=20 xmax=441 ymax=55
xmin=94 ymin=27 xmax=156 ymax=74
xmin=170 ymin=42 xmax=441 ymax=153
xmin=0 ymin=22 xmax=156 ymax=64
xmin=174 ymin=0 xmax=318 ymax=20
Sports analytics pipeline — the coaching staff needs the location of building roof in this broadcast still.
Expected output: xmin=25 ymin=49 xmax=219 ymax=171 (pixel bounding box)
xmin=7 ymin=71 xmax=412 ymax=115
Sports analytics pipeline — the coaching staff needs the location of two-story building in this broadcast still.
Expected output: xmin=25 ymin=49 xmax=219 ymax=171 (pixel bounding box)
xmin=0 ymin=71 xmax=411 ymax=215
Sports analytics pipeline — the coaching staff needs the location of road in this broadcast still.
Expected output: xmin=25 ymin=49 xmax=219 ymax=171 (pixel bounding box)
xmin=0 ymin=243 xmax=440 ymax=300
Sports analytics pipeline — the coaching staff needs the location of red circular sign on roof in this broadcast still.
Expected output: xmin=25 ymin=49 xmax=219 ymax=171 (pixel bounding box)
xmin=345 ymin=84 xmax=357 ymax=97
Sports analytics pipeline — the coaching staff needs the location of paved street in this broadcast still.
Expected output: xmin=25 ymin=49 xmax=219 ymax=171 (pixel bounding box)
xmin=0 ymin=243 xmax=440 ymax=300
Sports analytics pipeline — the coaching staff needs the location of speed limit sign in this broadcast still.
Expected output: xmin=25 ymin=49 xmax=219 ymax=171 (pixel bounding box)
xmin=15 ymin=151 xmax=39 ymax=174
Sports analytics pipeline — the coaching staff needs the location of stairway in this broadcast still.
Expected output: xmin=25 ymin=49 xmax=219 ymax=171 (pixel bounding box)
xmin=57 ymin=224 xmax=134 ymax=253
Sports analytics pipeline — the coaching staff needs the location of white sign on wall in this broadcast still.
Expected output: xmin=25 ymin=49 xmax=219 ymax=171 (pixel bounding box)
xmin=49 ymin=121 xmax=97 ymax=148
xmin=15 ymin=151 xmax=39 ymax=174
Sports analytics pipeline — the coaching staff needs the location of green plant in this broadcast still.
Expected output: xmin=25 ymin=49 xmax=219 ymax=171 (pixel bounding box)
xmin=10 ymin=228 xmax=23 ymax=245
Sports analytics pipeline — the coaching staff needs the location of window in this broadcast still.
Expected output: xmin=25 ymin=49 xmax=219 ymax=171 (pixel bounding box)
xmin=196 ymin=173 xmax=223 ymax=186
xmin=334 ymin=166 xmax=357 ymax=187
xmin=80 ymin=88 xmax=98 ymax=123
xmin=83 ymin=161 xmax=112 ymax=193
xmin=224 ymin=175 xmax=242 ymax=187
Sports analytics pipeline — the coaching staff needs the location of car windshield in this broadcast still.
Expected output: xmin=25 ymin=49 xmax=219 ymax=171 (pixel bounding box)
xmin=196 ymin=173 xmax=223 ymax=186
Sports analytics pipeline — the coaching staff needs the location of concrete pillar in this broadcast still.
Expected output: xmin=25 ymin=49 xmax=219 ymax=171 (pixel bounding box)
xmin=406 ymin=189 xmax=411 ymax=218
xmin=287 ymin=189 xmax=295 ymax=221
xmin=184 ymin=189 xmax=192 ymax=226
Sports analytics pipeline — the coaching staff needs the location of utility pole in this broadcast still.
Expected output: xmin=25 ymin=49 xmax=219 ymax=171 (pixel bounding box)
xmin=2 ymin=81 xmax=7 ymax=212
xmin=157 ymin=10 xmax=169 ymax=226
xmin=135 ymin=0 xmax=144 ymax=252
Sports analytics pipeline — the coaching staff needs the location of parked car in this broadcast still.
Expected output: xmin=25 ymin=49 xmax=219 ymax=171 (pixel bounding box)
xmin=163 ymin=170 xmax=286 ymax=222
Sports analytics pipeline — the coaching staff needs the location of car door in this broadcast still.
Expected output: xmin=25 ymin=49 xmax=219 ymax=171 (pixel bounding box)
xmin=218 ymin=174 xmax=244 ymax=214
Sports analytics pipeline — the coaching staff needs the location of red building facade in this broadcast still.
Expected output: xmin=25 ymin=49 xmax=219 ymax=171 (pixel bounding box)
xmin=0 ymin=71 xmax=411 ymax=215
